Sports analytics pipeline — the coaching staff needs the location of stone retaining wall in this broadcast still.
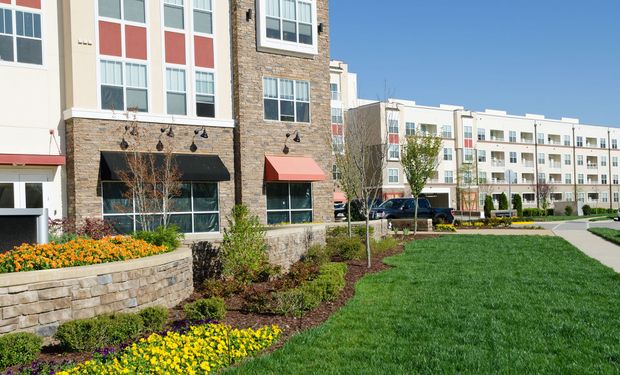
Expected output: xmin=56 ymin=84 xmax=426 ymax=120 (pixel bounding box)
xmin=0 ymin=248 xmax=193 ymax=337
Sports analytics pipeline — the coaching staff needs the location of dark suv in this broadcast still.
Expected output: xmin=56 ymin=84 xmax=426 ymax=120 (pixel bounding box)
xmin=370 ymin=197 xmax=455 ymax=224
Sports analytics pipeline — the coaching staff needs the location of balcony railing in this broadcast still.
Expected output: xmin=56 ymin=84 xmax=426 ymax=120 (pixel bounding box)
xmin=490 ymin=136 xmax=504 ymax=142
xmin=331 ymin=92 xmax=341 ymax=101
xmin=587 ymin=164 xmax=598 ymax=170
xmin=522 ymin=179 xmax=534 ymax=184
xmin=491 ymin=160 xmax=505 ymax=167
xmin=549 ymin=162 xmax=562 ymax=169
xmin=522 ymin=161 xmax=534 ymax=168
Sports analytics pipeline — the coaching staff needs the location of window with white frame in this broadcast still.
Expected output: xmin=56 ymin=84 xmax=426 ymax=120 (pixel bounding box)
xmin=332 ymin=134 xmax=343 ymax=154
xmin=602 ymin=192 xmax=609 ymax=203
xmin=576 ymin=136 xmax=583 ymax=147
xmin=444 ymin=171 xmax=453 ymax=184
xmin=330 ymin=83 xmax=339 ymax=100
xmin=538 ymin=153 xmax=545 ymax=165
xmin=565 ymin=174 xmax=572 ymax=184
xmin=478 ymin=172 xmax=487 ymax=184
xmin=388 ymin=119 xmax=399 ymax=134
xmin=565 ymin=192 xmax=573 ymax=202
xmin=577 ymin=155 xmax=583 ymax=166
xmin=463 ymin=149 xmax=473 ymax=163
xmin=601 ymin=138 xmax=607 ymax=149
xmin=164 ymin=0 xmax=184 ymax=29
xmin=613 ymin=139 xmax=618 ymax=149
xmin=443 ymin=148 xmax=452 ymax=161
xmin=0 ymin=181 xmax=46 ymax=209
xmin=509 ymin=152 xmax=517 ymax=164
xmin=259 ymin=0 xmax=317 ymax=55
xmin=263 ymin=77 xmax=310 ymax=123
xmin=266 ymin=182 xmax=312 ymax=225
xmin=195 ymin=71 xmax=215 ymax=118
xmin=331 ymin=107 xmax=343 ymax=124
xmin=479 ymin=192 xmax=486 ymax=207
xmin=0 ymin=6 xmax=43 ymax=65
xmin=464 ymin=126 xmax=473 ymax=139
xmin=193 ymin=0 xmax=213 ymax=34
xmin=441 ymin=125 xmax=452 ymax=138
xmin=614 ymin=157 xmax=619 ymax=167
xmin=564 ymin=154 xmax=571 ymax=165
xmin=405 ymin=122 xmax=415 ymax=136
xmin=564 ymin=135 xmax=571 ymax=146
xmin=578 ymin=192 xmax=585 ymax=202
xmin=578 ymin=174 xmax=584 ymax=184
xmin=602 ymin=174 xmax=608 ymax=185
xmin=538 ymin=173 xmax=546 ymax=183
xmin=537 ymin=133 xmax=545 ymax=145
xmin=477 ymin=128 xmax=485 ymax=141
xmin=614 ymin=175 xmax=619 ymax=185
xmin=509 ymin=131 xmax=516 ymax=143
xmin=388 ymin=168 xmax=399 ymax=184
xmin=602 ymin=156 xmax=608 ymax=167
xmin=99 ymin=0 xmax=146 ymax=23
xmin=166 ymin=67 xmax=187 ymax=115
xmin=100 ymin=60 xmax=149 ymax=112
xmin=615 ymin=192 xmax=619 ymax=203
xmin=388 ymin=144 xmax=399 ymax=160
xmin=478 ymin=150 xmax=486 ymax=163
xmin=332 ymin=164 xmax=340 ymax=180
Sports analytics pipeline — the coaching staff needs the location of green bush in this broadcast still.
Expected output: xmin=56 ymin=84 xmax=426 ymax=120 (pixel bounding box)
xmin=498 ymin=193 xmax=509 ymax=210
xmin=582 ymin=205 xmax=592 ymax=216
xmin=202 ymin=278 xmax=246 ymax=298
xmin=55 ymin=313 xmax=144 ymax=352
xmin=484 ymin=195 xmax=494 ymax=219
xmin=0 ymin=332 xmax=43 ymax=371
xmin=565 ymin=205 xmax=574 ymax=216
xmin=370 ymin=236 xmax=399 ymax=254
xmin=512 ymin=194 xmax=523 ymax=217
xmin=138 ymin=306 xmax=169 ymax=332
xmin=305 ymin=244 xmax=333 ymax=265
xmin=327 ymin=236 xmax=364 ymax=260
xmin=184 ymin=297 xmax=226 ymax=321
xmin=327 ymin=225 xmax=374 ymax=240
xmin=221 ymin=205 xmax=269 ymax=283
xmin=523 ymin=208 xmax=545 ymax=217
xmin=133 ymin=225 xmax=183 ymax=251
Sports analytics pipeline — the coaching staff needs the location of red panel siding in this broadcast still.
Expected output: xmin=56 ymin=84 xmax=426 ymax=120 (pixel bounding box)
xmin=389 ymin=134 xmax=399 ymax=144
xmin=0 ymin=0 xmax=11 ymax=5
xmin=464 ymin=139 xmax=473 ymax=148
xmin=125 ymin=25 xmax=147 ymax=60
xmin=165 ymin=32 xmax=186 ymax=65
xmin=332 ymin=124 xmax=343 ymax=136
xmin=0 ymin=154 xmax=65 ymax=166
xmin=194 ymin=36 xmax=214 ymax=68
xmin=99 ymin=21 xmax=122 ymax=57
xmin=16 ymin=0 xmax=40 ymax=8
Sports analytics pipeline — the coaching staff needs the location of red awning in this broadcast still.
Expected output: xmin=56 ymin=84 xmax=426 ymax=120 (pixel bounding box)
xmin=333 ymin=191 xmax=347 ymax=202
xmin=0 ymin=154 xmax=66 ymax=166
xmin=265 ymin=155 xmax=326 ymax=182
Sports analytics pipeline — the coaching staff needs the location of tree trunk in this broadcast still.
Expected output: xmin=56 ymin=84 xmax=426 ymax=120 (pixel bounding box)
xmin=413 ymin=195 xmax=419 ymax=237
xmin=366 ymin=214 xmax=371 ymax=268
xmin=347 ymin=201 xmax=352 ymax=238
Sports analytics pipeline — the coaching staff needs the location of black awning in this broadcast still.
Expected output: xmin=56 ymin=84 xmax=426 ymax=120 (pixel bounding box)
xmin=100 ymin=152 xmax=230 ymax=182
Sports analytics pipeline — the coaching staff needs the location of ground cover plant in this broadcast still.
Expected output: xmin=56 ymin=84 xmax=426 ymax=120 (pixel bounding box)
xmin=0 ymin=237 xmax=169 ymax=273
xmin=589 ymin=227 xmax=620 ymax=245
xmin=226 ymin=235 xmax=620 ymax=374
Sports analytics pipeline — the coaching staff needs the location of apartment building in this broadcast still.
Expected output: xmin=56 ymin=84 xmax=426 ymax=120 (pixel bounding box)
xmin=0 ymin=0 xmax=65 ymax=218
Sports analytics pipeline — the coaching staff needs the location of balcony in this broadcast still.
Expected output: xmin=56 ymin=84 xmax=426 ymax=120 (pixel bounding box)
xmin=586 ymin=138 xmax=597 ymax=148
xmin=587 ymin=164 xmax=598 ymax=170
xmin=491 ymin=173 xmax=506 ymax=184
xmin=521 ymin=161 xmax=534 ymax=168
xmin=549 ymin=174 xmax=562 ymax=184
xmin=521 ymin=133 xmax=534 ymax=143
xmin=587 ymin=175 xmax=599 ymax=184
xmin=492 ymin=160 xmax=505 ymax=167
xmin=331 ymin=91 xmax=341 ymax=101
xmin=547 ymin=134 xmax=561 ymax=145
xmin=490 ymin=130 xmax=505 ymax=142
xmin=420 ymin=124 xmax=438 ymax=136
xmin=549 ymin=161 xmax=562 ymax=169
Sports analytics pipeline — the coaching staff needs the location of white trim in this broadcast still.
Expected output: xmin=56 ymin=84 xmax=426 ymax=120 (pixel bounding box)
xmin=63 ymin=107 xmax=235 ymax=128
xmin=256 ymin=0 xmax=318 ymax=57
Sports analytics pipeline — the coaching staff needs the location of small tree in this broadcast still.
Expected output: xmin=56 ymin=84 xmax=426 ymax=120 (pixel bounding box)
xmin=498 ymin=193 xmax=509 ymax=210
xmin=401 ymin=133 xmax=443 ymax=236
xmin=457 ymin=163 xmax=478 ymax=222
xmin=534 ymin=181 xmax=554 ymax=216
xmin=512 ymin=194 xmax=523 ymax=217
xmin=334 ymin=151 xmax=361 ymax=238
xmin=484 ymin=195 xmax=494 ymax=218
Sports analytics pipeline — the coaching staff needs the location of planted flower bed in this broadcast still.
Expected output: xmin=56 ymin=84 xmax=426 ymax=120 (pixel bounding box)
xmin=0 ymin=237 xmax=170 ymax=273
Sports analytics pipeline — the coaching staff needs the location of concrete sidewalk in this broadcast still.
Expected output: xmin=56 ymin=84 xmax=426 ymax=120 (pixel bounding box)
xmin=554 ymin=229 xmax=620 ymax=272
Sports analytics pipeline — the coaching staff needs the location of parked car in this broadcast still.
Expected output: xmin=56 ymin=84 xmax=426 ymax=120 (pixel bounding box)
xmin=334 ymin=202 xmax=346 ymax=220
xmin=344 ymin=198 xmax=383 ymax=221
xmin=372 ymin=197 xmax=455 ymax=225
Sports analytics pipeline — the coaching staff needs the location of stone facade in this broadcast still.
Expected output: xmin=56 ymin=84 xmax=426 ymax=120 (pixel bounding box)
xmin=65 ymin=118 xmax=235 ymax=225
xmin=0 ymin=248 xmax=192 ymax=337
xmin=231 ymin=0 xmax=334 ymax=225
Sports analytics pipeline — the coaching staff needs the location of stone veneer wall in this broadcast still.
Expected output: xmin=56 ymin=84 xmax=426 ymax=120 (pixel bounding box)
xmin=0 ymin=248 xmax=192 ymax=337
xmin=231 ymin=0 xmax=334 ymax=225
xmin=64 ymin=118 xmax=235 ymax=225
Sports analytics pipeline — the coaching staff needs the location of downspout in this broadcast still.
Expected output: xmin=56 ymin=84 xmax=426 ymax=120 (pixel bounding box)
xmin=534 ymin=121 xmax=540 ymax=209
xmin=573 ymin=126 xmax=578 ymax=212
xmin=608 ymin=129 xmax=613 ymax=210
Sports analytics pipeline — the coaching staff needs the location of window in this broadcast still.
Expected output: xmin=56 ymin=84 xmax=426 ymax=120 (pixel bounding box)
xmin=538 ymin=153 xmax=545 ymax=165
xmin=564 ymin=135 xmax=571 ymax=146
xmin=441 ymin=125 xmax=452 ymax=138
xmin=477 ymin=128 xmax=485 ymax=141
xmin=443 ymin=148 xmax=452 ymax=161
xmin=99 ymin=0 xmax=122 ymax=19
xmin=613 ymin=139 xmax=618 ymax=149
xmin=166 ymin=68 xmax=187 ymax=115
xmin=266 ymin=183 xmax=312 ymax=225
xmin=4 ymin=10 xmax=43 ymax=65
xmin=578 ymin=192 xmax=585 ymax=202
xmin=602 ymin=192 xmax=609 ymax=203
xmin=193 ymin=0 xmax=213 ymax=34
xmin=537 ymin=133 xmax=545 ymax=145
xmin=444 ymin=171 xmax=454 ymax=184
xmin=509 ymin=131 xmax=516 ymax=143
xmin=602 ymin=174 xmax=608 ymax=185
xmin=405 ymin=122 xmax=415 ymax=136
xmin=388 ymin=169 xmax=399 ymax=184
xmin=263 ymin=77 xmax=310 ymax=123
xmin=614 ymin=175 xmax=619 ymax=185
xmin=564 ymin=154 xmax=571 ymax=165
xmin=388 ymin=144 xmax=399 ymax=160
xmin=331 ymin=108 xmax=343 ymax=124
xmin=264 ymin=0 xmax=313 ymax=45
xmin=576 ymin=136 xmax=583 ymax=147
xmin=100 ymin=0 xmax=146 ymax=23
xmin=565 ymin=192 xmax=573 ymax=202
xmin=577 ymin=155 xmax=583 ymax=166
xmin=332 ymin=165 xmax=340 ymax=180
xmin=615 ymin=192 xmax=619 ymax=203
xmin=100 ymin=60 xmax=124 ymax=111
xmin=614 ymin=157 xmax=618 ymax=167
xmin=0 ymin=8 xmax=13 ymax=62
xmin=330 ymin=83 xmax=339 ymax=100
xmin=478 ymin=172 xmax=487 ymax=184
xmin=195 ymin=71 xmax=215 ymax=117
xmin=509 ymin=152 xmax=517 ymax=164
xmin=100 ymin=61 xmax=149 ymax=112
xmin=564 ymin=174 xmax=572 ymax=184
xmin=332 ymin=135 xmax=343 ymax=154
xmin=538 ymin=173 xmax=546 ymax=183
xmin=0 ymin=183 xmax=14 ymax=208
xmin=164 ymin=0 xmax=184 ymax=29
xmin=464 ymin=126 xmax=473 ymax=139
xmin=388 ymin=120 xmax=399 ymax=134
xmin=601 ymin=138 xmax=607 ymax=149
xmin=463 ymin=149 xmax=473 ymax=163
xmin=478 ymin=150 xmax=486 ymax=163
xmin=103 ymin=181 xmax=220 ymax=234
xmin=578 ymin=174 xmax=584 ymax=184
xmin=601 ymin=156 xmax=607 ymax=167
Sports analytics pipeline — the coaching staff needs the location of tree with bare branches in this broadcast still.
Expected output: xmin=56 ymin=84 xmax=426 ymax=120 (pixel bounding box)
xmin=457 ymin=162 xmax=479 ymax=222
xmin=534 ymin=180 xmax=555 ymax=215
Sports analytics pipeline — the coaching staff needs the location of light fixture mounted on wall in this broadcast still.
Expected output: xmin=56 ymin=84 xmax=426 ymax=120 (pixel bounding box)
xmin=283 ymin=130 xmax=302 ymax=154
xmin=120 ymin=138 xmax=129 ymax=150
xmin=318 ymin=22 xmax=324 ymax=34
xmin=189 ymin=127 xmax=209 ymax=152
xmin=161 ymin=125 xmax=175 ymax=138
xmin=246 ymin=8 xmax=253 ymax=21
xmin=156 ymin=140 xmax=164 ymax=152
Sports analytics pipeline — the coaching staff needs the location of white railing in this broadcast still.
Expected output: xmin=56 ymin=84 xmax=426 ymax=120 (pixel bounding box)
xmin=587 ymin=164 xmax=598 ymax=170
xmin=491 ymin=160 xmax=505 ymax=167
xmin=331 ymin=92 xmax=341 ymax=101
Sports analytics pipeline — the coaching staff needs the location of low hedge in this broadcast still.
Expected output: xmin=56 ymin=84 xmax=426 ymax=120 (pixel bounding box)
xmin=0 ymin=332 xmax=43 ymax=371
xmin=326 ymin=236 xmax=365 ymax=260
xmin=138 ymin=306 xmax=169 ymax=332
xmin=184 ymin=297 xmax=226 ymax=321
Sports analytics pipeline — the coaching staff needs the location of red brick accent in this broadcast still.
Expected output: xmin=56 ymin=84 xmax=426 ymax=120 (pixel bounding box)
xmin=0 ymin=0 xmax=12 ymax=5
xmin=16 ymin=0 xmax=40 ymax=8
xmin=99 ymin=21 xmax=122 ymax=57
xmin=194 ymin=36 xmax=214 ymax=68
xmin=125 ymin=25 xmax=147 ymax=60
xmin=389 ymin=134 xmax=399 ymax=144
xmin=165 ymin=31 xmax=186 ymax=65
xmin=332 ymin=124 xmax=343 ymax=136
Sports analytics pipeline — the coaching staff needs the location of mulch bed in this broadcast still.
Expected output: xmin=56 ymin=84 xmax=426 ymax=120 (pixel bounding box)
xmin=6 ymin=234 xmax=439 ymax=373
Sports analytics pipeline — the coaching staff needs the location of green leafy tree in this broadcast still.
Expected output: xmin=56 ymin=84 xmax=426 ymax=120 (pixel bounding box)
xmin=484 ymin=195 xmax=495 ymax=218
xmin=400 ymin=133 xmax=443 ymax=236
xmin=498 ymin=193 xmax=509 ymax=210
xmin=512 ymin=194 xmax=523 ymax=217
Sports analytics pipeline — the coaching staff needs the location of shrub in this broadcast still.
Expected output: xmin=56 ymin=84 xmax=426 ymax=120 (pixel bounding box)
xmin=49 ymin=218 xmax=116 ymax=242
xmin=203 ymin=278 xmax=246 ymax=298
xmin=327 ymin=225 xmax=374 ymax=240
xmin=78 ymin=218 xmax=116 ymax=240
xmin=498 ymin=193 xmax=509 ymax=210
xmin=220 ymin=205 xmax=269 ymax=283
xmin=133 ymin=225 xmax=183 ymax=251
xmin=370 ymin=236 xmax=399 ymax=254
xmin=138 ymin=306 xmax=169 ymax=332
xmin=0 ymin=332 xmax=43 ymax=371
xmin=56 ymin=313 xmax=144 ymax=352
xmin=582 ymin=205 xmax=592 ymax=216
xmin=304 ymin=244 xmax=333 ymax=265
xmin=327 ymin=236 xmax=364 ymax=260
xmin=484 ymin=195 xmax=494 ymax=218
xmin=435 ymin=224 xmax=456 ymax=232
xmin=523 ymin=208 xmax=544 ymax=217
xmin=565 ymin=205 xmax=574 ymax=216
xmin=184 ymin=297 xmax=226 ymax=321
xmin=512 ymin=194 xmax=523 ymax=217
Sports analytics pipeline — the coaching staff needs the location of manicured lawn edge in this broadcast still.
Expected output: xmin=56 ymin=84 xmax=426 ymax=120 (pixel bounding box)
xmin=589 ymin=227 xmax=620 ymax=246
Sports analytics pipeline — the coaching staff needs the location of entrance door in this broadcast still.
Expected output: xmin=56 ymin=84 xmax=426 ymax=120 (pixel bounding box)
xmin=0 ymin=173 xmax=51 ymax=209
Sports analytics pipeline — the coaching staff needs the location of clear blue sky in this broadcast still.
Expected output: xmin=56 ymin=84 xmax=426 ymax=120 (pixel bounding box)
xmin=329 ymin=0 xmax=620 ymax=126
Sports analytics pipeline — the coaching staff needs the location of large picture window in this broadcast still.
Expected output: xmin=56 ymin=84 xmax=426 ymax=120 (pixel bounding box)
xmin=265 ymin=0 xmax=312 ymax=45
xmin=102 ymin=181 xmax=219 ymax=234
xmin=0 ymin=7 xmax=42 ymax=65
xmin=263 ymin=77 xmax=310 ymax=123
xmin=100 ymin=60 xmax=148 ymax=111
xmin=266 ymin=183 xmax=312 ymax=225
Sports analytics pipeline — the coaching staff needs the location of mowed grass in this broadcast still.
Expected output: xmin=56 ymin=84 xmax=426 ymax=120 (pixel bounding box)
xmin=589 ymin=227 xmax=620 ymax=246
xmin=226 ymin=235 xmax=620 ymax=374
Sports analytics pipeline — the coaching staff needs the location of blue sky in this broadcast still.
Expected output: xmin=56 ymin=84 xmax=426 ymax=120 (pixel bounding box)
xmin=329 ymin=1 xmax=620 ymax=126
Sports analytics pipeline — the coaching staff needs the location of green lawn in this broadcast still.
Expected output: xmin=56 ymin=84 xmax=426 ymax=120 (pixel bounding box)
xmin=227 ymin=235 xmax=620 ymax=374
xmin=527 ymin=214 xmax=608 ymax=222
xmin=589 ymin=227 xmax=620 ymax=245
